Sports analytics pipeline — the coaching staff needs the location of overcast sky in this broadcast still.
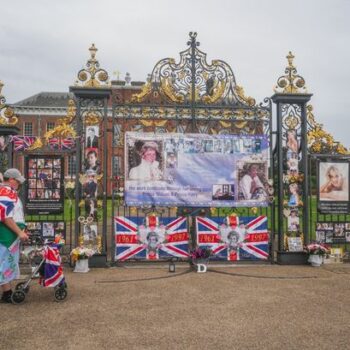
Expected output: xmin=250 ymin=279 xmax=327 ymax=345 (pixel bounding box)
xmin=1 ymin=0 xmax=349 ymax=146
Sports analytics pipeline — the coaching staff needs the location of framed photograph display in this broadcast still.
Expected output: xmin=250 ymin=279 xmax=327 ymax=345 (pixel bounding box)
xmin=26 ymin=221 xmax=66 ymax=241
xmin=317 ymin=160 xmax=350 ymax=214
xmin=25 ymin=155 xmax=64 ymax=215
xmin=315 ymin=222 xmax=349 ymax=244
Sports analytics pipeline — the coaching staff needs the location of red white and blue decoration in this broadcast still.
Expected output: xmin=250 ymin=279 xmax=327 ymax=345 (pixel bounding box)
xmin=0 ymin=185 xmax=17 ymax=221
xmin=10 ymin=136 xmax=37 ymax=151
xmin=196 ymin=215 xmax=269 ymax=261
xmin=115 ymin=215 xmax=189 ymax=261
xmin=40 ymin=243 xmax=65 ymax=287
xmin=48 ymin=137 xmax=75 ymax=151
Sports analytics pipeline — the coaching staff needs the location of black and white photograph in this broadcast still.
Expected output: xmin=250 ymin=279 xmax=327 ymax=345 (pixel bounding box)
xmin=42 ymin=222 xmax=54 ymax=237
xmin=85 ymin=126 xmax=99 ymax=148
xmin=84 ymin=148 xmax=100 ymax=173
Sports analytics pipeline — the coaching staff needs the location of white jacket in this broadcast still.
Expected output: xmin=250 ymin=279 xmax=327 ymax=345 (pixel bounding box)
xmin=129 ymin=159 xmax=163 ymax=181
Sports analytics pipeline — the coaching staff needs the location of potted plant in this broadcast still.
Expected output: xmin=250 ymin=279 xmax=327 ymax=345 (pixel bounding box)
xmin=70 ymin=246 xmax=95 ymax=273
xmin=306 ymin=242 xmax=330 ymax=267
xmin=191 ymin=247 xmax=212 ymax=272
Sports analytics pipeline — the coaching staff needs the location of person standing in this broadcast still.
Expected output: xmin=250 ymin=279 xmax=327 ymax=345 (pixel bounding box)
xmin=0 ymin=169 xmax=28 ymax=303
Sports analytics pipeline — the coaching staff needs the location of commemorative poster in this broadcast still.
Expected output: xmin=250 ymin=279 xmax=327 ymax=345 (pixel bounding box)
xmin=317 ymin=160 xmax=350 ymax=214
xmin=125 ymin=132 xmax=270 ymax=207
xmin=315 ymin=222 xmax=350 ymax=244
xmin=26 ymin=221 xmax=66 ymax=241
xmin=196 ymin=216 xmax=269 ymax=261
xmin=25 ymin=155 xmax=64 ymax=214
xmin=114 ymin=216 xmax=189 ymax=261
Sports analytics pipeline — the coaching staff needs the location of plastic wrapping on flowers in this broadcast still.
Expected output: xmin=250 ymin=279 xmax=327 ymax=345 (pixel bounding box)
xmin=306 ymin=242 xmax=330 ymax=256
xmin=70 ymin=246 xmax=95 ymax=262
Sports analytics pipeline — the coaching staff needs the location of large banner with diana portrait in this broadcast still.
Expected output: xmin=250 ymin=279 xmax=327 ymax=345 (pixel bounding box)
xmin=125 ymin=132 xmax=270 ymax=207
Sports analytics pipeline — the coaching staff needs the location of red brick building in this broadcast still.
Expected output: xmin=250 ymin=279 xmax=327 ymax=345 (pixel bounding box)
xmin=12 ymin=80 xmax=144 ymax=194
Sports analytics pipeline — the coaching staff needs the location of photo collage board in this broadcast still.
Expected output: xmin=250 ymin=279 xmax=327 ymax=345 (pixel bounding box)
xmin=315 ymin=222 xmax=350 ymax=244
xmin=25 ymin=155 xmax=64 ymax=215
xmin=26 ymin=221 xmax=66 ymax=244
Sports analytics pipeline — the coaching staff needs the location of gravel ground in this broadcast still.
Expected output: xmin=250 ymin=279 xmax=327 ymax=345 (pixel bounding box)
xmin=1 ymin=264 xmax=350 ymax=350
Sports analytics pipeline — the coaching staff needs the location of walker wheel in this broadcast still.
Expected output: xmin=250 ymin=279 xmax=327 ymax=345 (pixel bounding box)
xmin=15 ymin=282 xmax=30 ymax=294
xmin=11 ymin=290 xmax=26 ymax=304
xmin=54 ymin=287 xmax=68 ymax=302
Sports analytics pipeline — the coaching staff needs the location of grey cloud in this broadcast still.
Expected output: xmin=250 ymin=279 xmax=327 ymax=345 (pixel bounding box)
xmin=0 ymin=0 xmax=349 ymax=145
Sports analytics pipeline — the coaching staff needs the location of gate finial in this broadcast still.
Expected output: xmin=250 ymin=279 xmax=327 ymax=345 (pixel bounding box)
xmin=187 ymin=31 xmax=200 ymax=47
xmin=75 ymin=44 xmax=110 ymax=88
xmin=274 ymin=51 xmax=307 ymax=94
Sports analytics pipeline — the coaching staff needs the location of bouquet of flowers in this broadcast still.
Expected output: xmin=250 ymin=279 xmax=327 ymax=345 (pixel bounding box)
xmin=191 ymin=247 xmax=212 ymax=262
xmin=306 ymin=242 xmax=330 ymax=256
xmin=70 ymin=246 xmax=95 ymax=262
xmin=54 ymin=234 xmax=65 ymax=246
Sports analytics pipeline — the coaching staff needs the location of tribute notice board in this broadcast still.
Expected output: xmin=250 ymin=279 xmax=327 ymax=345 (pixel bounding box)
xmin=25 ymin=155 xmax=64 ymax=215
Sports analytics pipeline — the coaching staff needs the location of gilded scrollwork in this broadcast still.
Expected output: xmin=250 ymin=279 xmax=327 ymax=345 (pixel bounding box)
xmin=274 ymin=52 xmax=307 ymax=94
xmin=160 ymin=77 xmax=185 ymax=103
xmin=140 ymin=119 xmax=168 ymax=127
xmin=44 ymin=99 xmax=77 ymax=142
xmin=307 ymin=104 xmax=349 ymax=154
xmin=27 ymin=137 xmax=43 ymax=151
xmin=128 ymin=32 xmax=256 ymax=107
xmin=84 ymin=111 xmax=102 ymax=126
xmin=129 ymin=82 xmax=152 ymax=103
xmin=0 ymin=81 xmax=18 ymax=126
xmin=281 ymin=104 xmax=301 ymax=130
xmin=284 ymin=113 xmax=300 ymax=130
xmin=75 ymin=44 xmax=109 ymax=88
xmin=234 ymin=86 xmax=256 ymax=107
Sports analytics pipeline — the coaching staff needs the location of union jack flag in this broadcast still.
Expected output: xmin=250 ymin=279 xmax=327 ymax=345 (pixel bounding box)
xmin=0 ymin=185 xmax=18 ymax=221
xmin=40 ymin=244 xmax=65 ymax=288
xmin=10 ymin=136 xmax=36 ymax=151
xmin=115 ymin=216 xmax=189 ymax=261
xmin=196 ymin=216 xmax=270 ymax=261
xmin=48 ymin=137 xmax=75 ymax=151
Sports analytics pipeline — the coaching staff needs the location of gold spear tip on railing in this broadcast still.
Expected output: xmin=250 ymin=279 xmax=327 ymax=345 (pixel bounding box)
xmin=286 ymin=51 xmax=295 ymax=68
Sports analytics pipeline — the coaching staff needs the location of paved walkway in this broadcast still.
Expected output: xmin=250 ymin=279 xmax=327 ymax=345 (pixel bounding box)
xmin=2 ymin=264 xmax=350 ymax=350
